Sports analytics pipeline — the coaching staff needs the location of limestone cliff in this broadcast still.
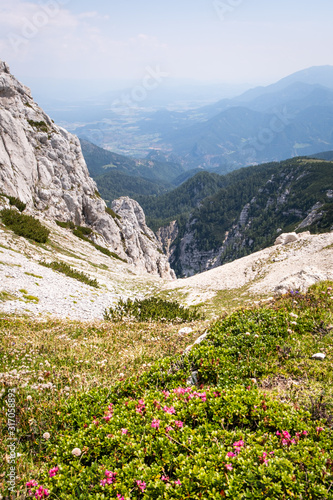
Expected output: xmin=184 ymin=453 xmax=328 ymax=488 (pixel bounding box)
xmin=0 ymin=60 xmax=174 ymax=279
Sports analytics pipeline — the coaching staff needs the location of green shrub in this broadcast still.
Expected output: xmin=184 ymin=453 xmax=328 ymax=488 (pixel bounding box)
xmin=104 ymin=297 xmax=203 ymax=322
xmin=27 ymin=119 xmax=49 ymax=133
xmin=74 ymin=226 xmax=93 ymax=236
xmin=0 ymin=193 xmax=26 ymax=212
xmin=55 ymin=220 xmax=75 ymax=230
xmin=40 ymin=260 xmax=99 ymax=288
xmin=1 ymin=208 xmax=50 ymax=243
xmin=106 ymin=206 xmax=122 ymax=220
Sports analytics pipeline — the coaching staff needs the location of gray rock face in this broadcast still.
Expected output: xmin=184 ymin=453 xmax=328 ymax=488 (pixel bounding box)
xmin=0 ymin=60 xmax=174 ymax=279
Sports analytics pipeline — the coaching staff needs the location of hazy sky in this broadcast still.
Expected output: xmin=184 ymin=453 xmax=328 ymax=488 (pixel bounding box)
xmin=1 ymin=0 xmax=333 ymax=87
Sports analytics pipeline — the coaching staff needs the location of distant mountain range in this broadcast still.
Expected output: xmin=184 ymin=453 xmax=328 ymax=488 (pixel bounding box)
xmin=62 ymin=65 xmax=333 ymax=173
xmin=141 ymin=66 xmax=333 ymax=170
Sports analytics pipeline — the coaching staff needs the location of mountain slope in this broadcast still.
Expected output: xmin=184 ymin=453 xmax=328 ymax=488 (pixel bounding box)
xmin=144 ymin=157 xmax=333 ymax=277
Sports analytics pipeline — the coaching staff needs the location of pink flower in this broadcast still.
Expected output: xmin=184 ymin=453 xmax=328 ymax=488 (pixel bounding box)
xmin=136 ymin=400 xmax=146 ymax=414
xmin=225 ymin=464 xmax=233 ymax=471
xmin=233 ymin=440 xmax=245 ymax=452
xmin=151 ymin=418 xmax=160 ymax=429
xmin=213 ymin=392 xmax=221 ymax=398
xmin=34 ymin=487 xmax=49 ymax=499
xmin=121 ymin=428 xmax=128 ymax=434
xmin=174 ymin=387 xmax=186 ymax=395
xmin=93 ymin=419 xmax=99 ymax=425
xmin=226 ymin=452 xmax=236 ymax=458
xmin=165 ymin=426 xmax=174 ymax=433
xmin=103 ymin=414 xmax=112 ymax=422
xmin=26 ymin=481 xmax=38 ymax=488
xmin=175 ymin=420 xmax=184 ymax=428
xmin=163 ymin=406 xmax=176 ymax=414
xmin=162 ymin=390 xmax=170 ymax=398
xmin=161 ymin=475 xmax=169 ymax=482
xmin=117 ymin=495 xmax=125 ymax=500
xmin=48 ymin=467 xmax=59 ymax=478
xmin=316 ymin=426 xmax=324 ymax=433
xmin=302 ymin=430 xmax=308 ymax=436
xmin=282 ymin=439 xmax=288 ymax=446
xmin=174 ymin=479 xmax=182 ymax=486
xmin=136 ymin=480 xmax=146 ymax=492
xmin=100 ymin=479 xmax=107 ymax=487
xmin=105 ymin=471 xmax=117 ymax=483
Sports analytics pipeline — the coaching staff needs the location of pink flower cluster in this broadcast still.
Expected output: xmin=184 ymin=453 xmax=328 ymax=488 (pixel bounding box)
xmin=117 ymin=495 xmax=125 ymax=500
xmin=162 ymin=390 xmax=170 ymax=399
xmin=136 ymin=399 xmax=146 ymax=415
xmin=137 ymin=480 xmax=146 ymax=492
xmin=151 ymin=418 xmax=160 ymax=429
xmin=100 ymin=470 xmax=117 ymax=486
xmin=188 ymin=391 xmax=207 ymax=402
xmin=233 ymin=440 xmax=245 ymax=453
xmin=173 ymin=387 xmax=192 ymax=395
xmin=163 ymin=405 xmax=176 ymax=414
xmin=26 ymin=482 xmax=49 ymax=499
xmin=35 ymin=487 xmax=50 ymax=499
xmin=276 ymin=430 xmax=296 ymax=447
xmin=174 ymin=420 xmax=184 ymax=428
xmin=26 ymin=481 xmax=49 ymax=498
xmin=259 ymin=452 xmax=269 ymax=466
xmin=121 ymin=428 xmax=128 ymax=435
xmin=103 ymin=403 xmax=114 ymax=422
xmin=165 ymin=425 xmax=174 ymax=433
xmin=48 ymin=467 xmax=59 ymax=478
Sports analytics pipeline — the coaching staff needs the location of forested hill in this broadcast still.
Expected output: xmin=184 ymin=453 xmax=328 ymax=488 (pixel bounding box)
xmin=139 ymin=157 xmax=333 ymax=277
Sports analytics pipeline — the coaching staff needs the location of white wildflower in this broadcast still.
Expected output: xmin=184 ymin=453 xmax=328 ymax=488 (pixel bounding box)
xmin=72 ymin=447 xmax=81 ymax=457
xmin=43 ymin=432 xmax=50 ymax=440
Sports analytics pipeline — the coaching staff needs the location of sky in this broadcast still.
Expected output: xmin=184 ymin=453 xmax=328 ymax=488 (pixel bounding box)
xmin=1 ymin=0 xmax=333 ymax=90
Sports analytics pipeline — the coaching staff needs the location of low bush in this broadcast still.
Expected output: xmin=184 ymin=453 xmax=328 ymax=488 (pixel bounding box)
xmin=55 ymin=220 xmax=75 ymax=230
xmin=0 ymin=208 xmax=50 ymax=243
xmin=40 ymin=260 xmax=99 ymax=288
xmin=104 ymin=297 xmax=203 ymax=323
xmin=0 ymin=193 xmax=26 ymax=212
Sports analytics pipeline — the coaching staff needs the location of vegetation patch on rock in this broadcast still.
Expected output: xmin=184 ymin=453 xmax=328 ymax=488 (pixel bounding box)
xmin=1 ymin=208 xmax=50 ymax=243
xmin=40 ymin=260 xmax=99 ymax=288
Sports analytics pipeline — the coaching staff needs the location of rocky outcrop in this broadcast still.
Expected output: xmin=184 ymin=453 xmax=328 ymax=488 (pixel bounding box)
xmin=0 ymin=60 xmax=173 ymax=279
xmin=111 ymin=197 xmax=176 ymax=279
xmin=156 ymin=221 xmax=179 ymax=258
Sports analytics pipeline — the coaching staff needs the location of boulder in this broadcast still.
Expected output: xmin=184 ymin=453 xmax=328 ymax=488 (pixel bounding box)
xmin=274 ymin=232 xmax=298 ymax=245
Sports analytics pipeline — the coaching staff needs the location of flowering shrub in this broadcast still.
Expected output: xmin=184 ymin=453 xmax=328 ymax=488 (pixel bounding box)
xmin=3 ymin=282 xmax=333 ymax=498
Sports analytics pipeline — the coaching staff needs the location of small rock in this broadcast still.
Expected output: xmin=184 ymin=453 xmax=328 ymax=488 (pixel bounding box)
xmin=186 ymin=370 xmax=198 ymax=387
xmin=312 ymin=353 xmax=326 ymax=360
xmin=178 ymin=327 xmax=193 ymax=336
xmin=193 ymin=331 xmax=208 ymax=345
